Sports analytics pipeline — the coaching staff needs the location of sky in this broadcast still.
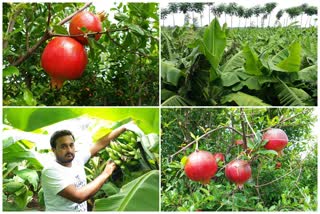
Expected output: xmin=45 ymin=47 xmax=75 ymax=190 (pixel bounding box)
xmin=160 ymin=0 xmax=319 ymax=27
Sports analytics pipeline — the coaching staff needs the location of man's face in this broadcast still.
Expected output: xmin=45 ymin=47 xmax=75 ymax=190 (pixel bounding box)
xmin=52 ymin=135 xmax=75 ymax=165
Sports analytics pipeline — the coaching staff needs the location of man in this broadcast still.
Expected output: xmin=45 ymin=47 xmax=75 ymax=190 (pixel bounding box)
xmin=41 ymin=124 xmax=130 ymax=211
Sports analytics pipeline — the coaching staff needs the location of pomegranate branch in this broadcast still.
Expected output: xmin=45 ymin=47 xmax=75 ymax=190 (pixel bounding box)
xmin=169 ymin=126 xmax=243 ymax=162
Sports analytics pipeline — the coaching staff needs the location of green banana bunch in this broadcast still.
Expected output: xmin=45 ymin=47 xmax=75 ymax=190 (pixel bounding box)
xmin=105 ymin=131 xmax=140 ymax=168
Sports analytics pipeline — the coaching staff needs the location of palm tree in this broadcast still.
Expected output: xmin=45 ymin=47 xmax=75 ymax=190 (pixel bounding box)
xmin=253 ymin=5 xmax=262 ymax=27
xmin=236 ymin=6 xmax=245 ymax=28
xmin=216 ymin=3 xmax=227 ymax=24
xmin=276 ymin=9 xmax=284 ymax=26
xmin=168 ymin=3 xmax=178 ymax=26
xmin=207 ymin=3 xmax=214 ymax=24
xmin=178 ymin=3 xmax=192 ymax=26
xmin=304 ymin=6 xmax=317 ymax=27
xmin=263 ymin=2 xmax=277 ymax=27
xmin=161 ymin=8 xmax=170 ymax=26
xmin=299 ymin=4 xmax=308 ymax=27
xmin=226 ymin=2 xmax=237 ymax=28
xmin=243 ymin=8 xmax=253 ymax=27
xmin=192 ymin=3 xmax=205 ymax=27
xmin=211 ymin=5 xmax=222 ymax=20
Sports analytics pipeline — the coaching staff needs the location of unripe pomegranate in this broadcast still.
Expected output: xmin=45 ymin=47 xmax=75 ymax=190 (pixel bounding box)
xmin=225 ymin=159 xmax=251 ymax=189
xmin=212 ymin=153 xmax=225 ymax=163
xmin=41 ymin=37 xmax=88 ymax=89
xmin=69 ymin=11 xmax=104 ymax=45
xmin=184 ymin=150 xmax=218 ymax=184
xmin=262 ymin=128 xmax=288 ymax=156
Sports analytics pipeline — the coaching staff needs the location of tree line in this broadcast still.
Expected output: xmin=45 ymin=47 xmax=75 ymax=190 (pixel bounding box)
xmin=161 ymin=2 xmax=318 ymax=28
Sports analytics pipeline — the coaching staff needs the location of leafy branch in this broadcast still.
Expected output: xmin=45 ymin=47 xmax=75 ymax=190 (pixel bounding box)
xmin=10 ymin=3 xmax=92 ymax=67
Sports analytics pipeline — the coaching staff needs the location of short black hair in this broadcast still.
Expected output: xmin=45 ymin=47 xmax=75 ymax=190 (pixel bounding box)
xmin=50 ymin=130 xmax=75 ymax=148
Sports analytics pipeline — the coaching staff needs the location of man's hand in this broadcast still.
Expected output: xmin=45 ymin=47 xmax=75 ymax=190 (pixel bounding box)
xmin=102 ymin=160 xmax=116 ymax=178
xmin=58 ymin=161 xmax=116 ymax=204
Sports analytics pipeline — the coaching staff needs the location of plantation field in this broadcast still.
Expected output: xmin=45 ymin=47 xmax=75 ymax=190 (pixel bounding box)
xmin=161 ymin=21 xmax=317 ymax=106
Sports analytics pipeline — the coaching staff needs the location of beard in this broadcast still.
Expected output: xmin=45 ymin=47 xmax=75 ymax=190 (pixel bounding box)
xmin=56 ymin=153 xmax=75 ymax=164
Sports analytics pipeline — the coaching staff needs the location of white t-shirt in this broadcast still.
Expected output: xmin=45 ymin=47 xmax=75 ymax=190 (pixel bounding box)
xmin=41 ymin=150 xmax=91 ymax=211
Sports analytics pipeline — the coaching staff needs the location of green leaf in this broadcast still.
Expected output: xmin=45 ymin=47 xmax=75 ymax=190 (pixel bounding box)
xmin=16 ymin=169 xmax=39 ymax=190
xmin=52 ymin=25 xmax=68 ymax=35
xmin=180 ymin=156 xmax=188 ymax=166
xmin=221 ymin=92 xmax=271 ymax=106
xmin=243 ymin=45 xmax=263 ymax=76
xmin=162 ymin=95 xmax=192 ymax=106
xmin=3 ymin=181 xmax=26 ymax=194
xmin=23 ymin=89 xmax=37 ymax=106
xmin=93 ymin=170 xmax=159 ymax=211
xmin=3 ymin=66 xmax=19 ymax=77
xmin=3 ymin=140 xmax=43 ymax=170
xmin=276 ymin=41 xmax=301 ymax=72
xmin=220 ymin=51 xmax=245 ymax=73
xmin=256 ymin=150 xmax=278 ymax=156
xmin=276 ymin=79 xmax=313 ymax=106
xmin=298 ymin=65 xmax=317 ymax=82
xmin=3 ymin=108 xmax=159 ymax=134
xmin=101 ymin=182 xmax=120 ymax=196
xmin=202 ymin=18 xmax=226 ymax=69
xmin=161 ymin=61 xmax=183 ymax=86
xmin=161 ymin=89 xmax=176 ymax=101
xmin=128 ymin=24 xmax=145 ymax=35
xmin=221 ymin=72 xmax=241 ymax=87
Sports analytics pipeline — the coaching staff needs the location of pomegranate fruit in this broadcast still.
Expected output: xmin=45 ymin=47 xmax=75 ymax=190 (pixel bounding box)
xmin=275 ymin=162 xmax=282 ymax=169
xmin=69 ymin=11 xmax=104 ymax=45
xmin=225 ymin=159 xmax=251 ymax=189
xmin=184 ymin=150 xmax=218 ymax=184
xmin=262 ymin=128 xmax=288 ymax=156
xmin=41 ymin=37 xmax=88 ymax=89
xmin=235 ymin=140 xmax=244 ymax=145
xmin=213 ymin=153 xmax=225 ymax=163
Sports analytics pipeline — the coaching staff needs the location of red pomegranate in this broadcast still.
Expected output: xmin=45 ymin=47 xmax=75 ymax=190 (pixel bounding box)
xmin=213 ymin=153 xmax=225 ymax=163
xmin=69 ymin=11 xmax=104 ymax=45
xmin=225 ymin=159 xmax=251 ymax=189
xmin=41 ymin=37 xmax=88 ymax=89
xmin=262 ymin=128 xmax=288 ymax=156
xmin=184 ymin=150 xmax=218 ymax=184
xmin=275 ymin=162 xmax=282 ymax=169
xmin=235 ymin=140 xmax=244 ymax=145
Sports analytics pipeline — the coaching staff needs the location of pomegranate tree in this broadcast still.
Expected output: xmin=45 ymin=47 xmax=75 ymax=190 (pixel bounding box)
xmin=262 ymin=128 xmax=288 ymax=156
xmin=184 ymin=150 xmax=218 ymax=184
xmin=69 ymin=11 xmax=104 ymax=45
xmin=41 ymin=37 xmax=88 ymax=89
xmin=225 ymin=159 xmax=251 ymax=189
xmin=212 ymin=153 xmax=225 ymax=163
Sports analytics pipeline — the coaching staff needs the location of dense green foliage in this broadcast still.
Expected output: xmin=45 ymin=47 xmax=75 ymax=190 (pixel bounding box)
xmin=3 ymin=108 xmax=159 ymax=211
xmin=161 ymin=108 xmax=317 ymax=211
xmin=3 ymin=3 xmax=159 ymax=106
xmin=161 ymin=19 xmax=317 ymax=106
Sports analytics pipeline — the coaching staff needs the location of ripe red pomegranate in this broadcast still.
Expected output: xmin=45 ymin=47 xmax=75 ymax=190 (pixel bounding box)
xmin=235 ymin=140 xmax=244 ymax=145
xmin=262 ymin=128 xmax=288 ymax=156
xmin=225 ymin=159 xmax=251 ymax=189
xmin=69 ymin=11 xmax=104 ymax=45
xmin=184 ymin=150 xmax=218 ymax=184
xmin=41 ymin=37 xmax=88 ymax=89
xmin=213 ymin=153 xmax=225 ymax=163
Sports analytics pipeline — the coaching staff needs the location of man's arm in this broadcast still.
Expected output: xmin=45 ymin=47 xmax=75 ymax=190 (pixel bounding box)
xmin=90 ymin=125 xmax=127 ymax=157
xmin=58 ymin=161 xmax=116 ymax=204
